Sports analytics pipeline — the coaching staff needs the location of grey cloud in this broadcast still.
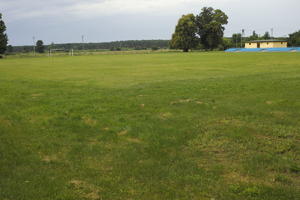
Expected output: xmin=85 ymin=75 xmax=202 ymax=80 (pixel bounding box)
xmin=1 ymin=0 xmax=299 ymax=45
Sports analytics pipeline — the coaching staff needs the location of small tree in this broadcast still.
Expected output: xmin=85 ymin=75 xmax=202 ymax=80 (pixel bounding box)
xmin=170 ymin=14 xmax=198 ymax=52
xmin=0 ymin=13 xmax=8 ymax=56
xmin=36 ymin=40 xmax=45 ymax=53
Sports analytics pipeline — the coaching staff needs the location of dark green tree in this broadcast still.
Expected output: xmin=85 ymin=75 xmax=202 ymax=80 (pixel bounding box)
xmin=196 ymin=7 xmax=228 ymax=50
xmin=36 ymin=40 xmax=45 ymax=53
xmin=288 ymin=30 xmax=300 ymax=47
xmin=6 ymin=45 xmax=13 ymax=53
xmin=249 ymin=31 xmax=259 ymax=41
xmin=262 ymin=32 xmax=271 ymax=40
xmin=232 ymin=33 xmax=242 ymax=47
xmin=170 ymin=14 xmax=198 ymax=52
xmin=0 ymin=13 xmax=8 ymax=56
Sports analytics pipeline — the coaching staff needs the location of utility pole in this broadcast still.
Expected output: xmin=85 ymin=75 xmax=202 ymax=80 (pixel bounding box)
xmin=32 ymin=36 xmax=36 ymax=56
xmin=81 ymin=35 xmax=85 ymax=51
xmin=241 ymin=29 xmax=245 ymax=48
xmin=271 ymin=28 xmax=274 ymax=38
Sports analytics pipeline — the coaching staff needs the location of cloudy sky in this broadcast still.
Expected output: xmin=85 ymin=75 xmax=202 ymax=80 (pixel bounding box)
xmin=1 ymin=0 xmax=300 ymax=45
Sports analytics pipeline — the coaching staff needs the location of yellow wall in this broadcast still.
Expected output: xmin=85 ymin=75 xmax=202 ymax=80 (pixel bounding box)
xmin=245 ymin=43 xmax=257 ymax=48
xmin=260 ymin=42 xmax=272 ymax=48
xmin=245 ymin=42 xmax=287 ymax=48
xmin=272 ymin=42 xmax=288 ymax=48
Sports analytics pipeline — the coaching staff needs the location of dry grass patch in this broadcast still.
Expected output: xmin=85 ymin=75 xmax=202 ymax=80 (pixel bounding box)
xmin=69 ymin=180 xmax=101 ymax=200
xmin=85 ymin=156 xmax=114 ymax=172
xmin=0 ymin=117 xmax=12 ymax=127
xmin=266 ymin=101 xmax=273 ymax=105
xmin=41 ymin=155 xmax=58 ymax=163
xmin=170 ymin=99 xmax=194 ymax=105
xmin=31 ymin=93 xmax=44 ymax=98
xmin=82 ymin=116 xmax=97 ymax=127
xmin=118 ymin=130 xmax=128 ymax=136
xmin=271 ymin=111 xmax=287 ymax=119
xmin=159 ymin=112 xmax=172 ymax=120
xmin=127 ymin=138 xmax=143 ymax=144
xmin=223 ymin=171 xmax=275 ymax=186
xmin=218 ymin=118 xmax=245 ymax=127
xmin=28 ymin=115 xmax=51 ymax=124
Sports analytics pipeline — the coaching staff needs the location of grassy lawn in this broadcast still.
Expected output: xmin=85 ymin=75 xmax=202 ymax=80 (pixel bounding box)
xmin=0 ymin=52 xmax=299 ymax=200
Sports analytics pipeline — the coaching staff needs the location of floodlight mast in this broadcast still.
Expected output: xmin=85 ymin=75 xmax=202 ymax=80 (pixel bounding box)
xmin=271 ymin=28 xmax=274 ymax=38
xmin=82 ymin=35 xmax=85 ymax=51
xmin=241 ymin=29 xmax=245 ymax=48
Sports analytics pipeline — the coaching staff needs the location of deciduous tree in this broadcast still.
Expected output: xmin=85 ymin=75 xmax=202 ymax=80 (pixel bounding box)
xmin=0 ymin=13 xmax=8 ymax=56
xmin=232 ymin=33 xmax=242 ymax=47
xmin=170 ymin=14 xmax=198 ymax=52
xmin=288 ymin=30 xmax=300 ymax=47
xmin=196 ymin=7 xmax=228 ymax=50
xmin=249 ymin=31 xmax=259 ymax=41
xmin=262 ymin=32 xmax=271 ymax=40
xmin=36 ymin=40 xmax=45 ymax=53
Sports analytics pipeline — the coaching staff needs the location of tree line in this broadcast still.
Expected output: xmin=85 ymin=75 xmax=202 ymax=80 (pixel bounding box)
xmin=7 ymin=40 xmax=170 ymax=53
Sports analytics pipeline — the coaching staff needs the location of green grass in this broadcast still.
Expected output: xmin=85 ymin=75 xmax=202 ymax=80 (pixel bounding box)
xmin=0 ymin=52 xmax=300 ymax=200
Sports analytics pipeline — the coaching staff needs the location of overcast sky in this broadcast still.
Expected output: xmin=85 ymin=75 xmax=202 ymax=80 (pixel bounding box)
xmin=1 ymin=0 xmax=300 ymax=45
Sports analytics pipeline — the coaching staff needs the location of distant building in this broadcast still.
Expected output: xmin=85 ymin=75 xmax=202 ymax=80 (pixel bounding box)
xmin=245 ymin=40 xmax=288 ymax=48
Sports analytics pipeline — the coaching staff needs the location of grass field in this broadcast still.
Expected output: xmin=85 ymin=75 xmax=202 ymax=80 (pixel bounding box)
xmin=0 ymin=52 xmax=300 ymax=200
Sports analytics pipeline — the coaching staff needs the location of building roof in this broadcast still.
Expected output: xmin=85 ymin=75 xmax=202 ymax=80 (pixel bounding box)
xmin=247 ymin=39 xmax=287 ymax=43
xmin=225 ymin=47 xmax=300 ymax=52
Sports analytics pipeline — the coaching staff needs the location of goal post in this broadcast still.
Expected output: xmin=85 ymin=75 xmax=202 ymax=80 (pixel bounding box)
xmin=48 ymin=48 xmax=74 ymax=57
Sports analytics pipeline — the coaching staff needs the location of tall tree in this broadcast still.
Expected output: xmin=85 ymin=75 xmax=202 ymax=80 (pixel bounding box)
xmin=0 ymin=13 xmax=8 ymax=56
xmin=232 ymin=33 xmax=242 ymax=48
xmin=262 ymin=32 xmax=271 ymax=40
xmin=6 ymin=45 xmax=13 ymax=53
xmin=170 ymin=14 xmax=198 ymax=52
xmin=249 ymin=31 xmax=259 ymax=41
xmin=288 ymin=30 xmax=300 ymax=47
xmin=196 ymin=7 xmax=228 ymax=50
xmin=36 ymin=40 xmax=45 ymax=53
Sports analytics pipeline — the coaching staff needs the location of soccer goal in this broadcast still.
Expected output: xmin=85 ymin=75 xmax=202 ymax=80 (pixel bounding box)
xmin=48 ymin=49 xmax=74 ymax=56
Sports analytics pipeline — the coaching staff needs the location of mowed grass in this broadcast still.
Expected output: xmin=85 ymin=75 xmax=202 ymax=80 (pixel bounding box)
xmin=0 ymin=52 xmax=300 ymax=200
